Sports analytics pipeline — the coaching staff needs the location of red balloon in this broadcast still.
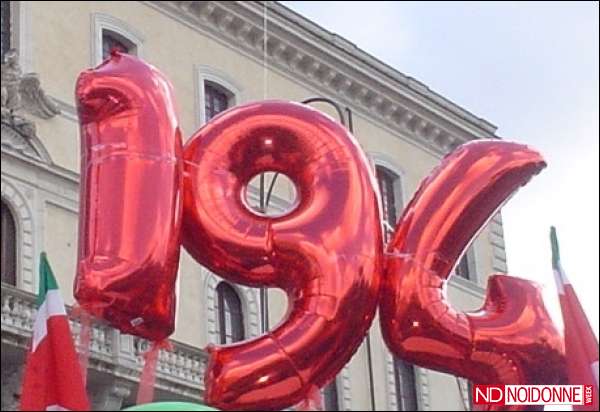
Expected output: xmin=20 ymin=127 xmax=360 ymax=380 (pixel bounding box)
xmin=72 ymin=52 xmax=567 ymax=411
xmin=183 ymin=101 xmax=383 ymax=411
xmin=74 ymin=52 xmax=183 ymax=341
xmin=379 ymin=140 xmax=566 ymax=410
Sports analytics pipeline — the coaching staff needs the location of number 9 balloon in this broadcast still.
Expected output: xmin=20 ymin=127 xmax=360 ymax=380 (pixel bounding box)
xmin=183 ymin=101 xmax=383 ymax=411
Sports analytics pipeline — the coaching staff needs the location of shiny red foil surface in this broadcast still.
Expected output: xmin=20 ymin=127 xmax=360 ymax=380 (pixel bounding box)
xmin=183 ymin=101 xmax=383 ymax=411
xmin=74 ymin=52 xmax=183 ymax=341
xmin=379 ymin=141 xmax=566 ymax=411
xmin=72 ymin=52 xmax=566 ymax=412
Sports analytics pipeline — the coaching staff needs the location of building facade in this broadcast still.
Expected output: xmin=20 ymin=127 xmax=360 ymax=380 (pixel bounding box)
xmin=1 ymin=1 xmax=509 ymax=410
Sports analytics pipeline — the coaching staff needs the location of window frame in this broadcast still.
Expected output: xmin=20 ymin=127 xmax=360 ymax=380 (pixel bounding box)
xmin=454 ymin=243 xmax=478 ymax=283
xmin=204 ymin=81 xmax=232 ymax=122
xmin=1 ymin=1 xmax=11 ymax=62
xmin=376 ymin=165 xmax=401 ymax=242
xmin=91 ymin=13 xmax=144 ymax=66
xmin=393 ymin=358 xmax=419 ymax=411
xmin=369 ymin=153 xmax=405 ymax=243
xmin=1 ymin=199 xmax=18 ymax=286
xmin=323 ymin=376 xmax=341 ymax=411
xmin=204 ymin=272 xmax=261 ymax=345
xmin=1 ymin=1 xmax=32 ymax=71
xmin=215 ymin=281 xmax=245 ymax=344
xmin=196 ymin=65 xmax=242 ymax=128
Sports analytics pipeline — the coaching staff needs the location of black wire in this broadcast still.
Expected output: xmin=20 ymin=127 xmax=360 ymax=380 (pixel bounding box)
xmin=259 ymin=98 xmax=355 ymax=348
xmin=262 ymin=97 xmax=350 ymax=210
xmin=301 ymin=97 xmax=347 ymax=126
xmin=264 ymin=172 xmax=280 ymax=211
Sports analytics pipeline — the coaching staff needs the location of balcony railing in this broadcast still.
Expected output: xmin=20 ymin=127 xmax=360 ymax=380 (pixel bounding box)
xmin=1 ymin=283 xmax=208 ymax=400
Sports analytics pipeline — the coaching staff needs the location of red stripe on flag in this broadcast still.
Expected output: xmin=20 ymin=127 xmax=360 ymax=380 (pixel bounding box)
xmin=20 ymin=316 xmax=89 ymax=411
xmin=561 ymin=285 xmax=599 ymax=411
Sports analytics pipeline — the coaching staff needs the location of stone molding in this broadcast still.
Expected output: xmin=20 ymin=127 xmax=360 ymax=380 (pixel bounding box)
xmin=1 ymin=284 xmax=208 ymax=401
xmin=145 ymin=1 xmax=498 ymax=157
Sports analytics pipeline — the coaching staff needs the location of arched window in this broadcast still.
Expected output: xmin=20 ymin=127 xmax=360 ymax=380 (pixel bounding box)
xmin=216 ymin=282 xmax=245 ymax=344
xmin=394 ymin=359 xmax=418 ymax=411
xmin=376 ymin=165 xmax=401 ymax=242
xmin=91 ymin=13 xmax=144 ymax=65
xmin=1 ymin=200 xmax=17 ymax=286
xmin=196 ymin=66 xmax=241 ymax=127
xmin=323 ymin=378 xmax=340 ymax=411
xmin=204 ymin=81 xmax=234 ymax=121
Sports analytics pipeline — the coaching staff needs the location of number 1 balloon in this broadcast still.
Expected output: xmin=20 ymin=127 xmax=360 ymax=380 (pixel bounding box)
xmin=379 ymin=140 xmax=567 ymax=410
xmin=74 ymin=52 xmax=183 ymax=341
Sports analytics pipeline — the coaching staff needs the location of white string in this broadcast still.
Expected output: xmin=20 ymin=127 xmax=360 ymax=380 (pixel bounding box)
xmin=263 ymin=1 xmax=268 ymax=99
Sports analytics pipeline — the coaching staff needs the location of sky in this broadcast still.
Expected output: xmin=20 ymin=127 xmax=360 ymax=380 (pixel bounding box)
xmin=282 ymin=1 xmax=599 ymax=335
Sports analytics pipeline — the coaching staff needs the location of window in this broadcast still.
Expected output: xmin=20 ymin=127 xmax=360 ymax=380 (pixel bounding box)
xmin=455 ymin=245 xmax=476 ymax=281
xmin=92 ymin=14 xmax=144 ymax=65
xmin=204 ymin=81 xmax=231 ymax=121
xmin=216 ymin=282 xmax=244 ymax=344
xmin=394 ymin=359 xmax=418 ymax=411
xmin=455 ymin=254 xmax=471 ymax=280
xmin=376 ymin=166 xmax=400 ymax=242
xmin=196 ymin=66 xmax=241 ymax=127
xmin=1 ymin=1 xmax=10 ymax=61
xmin=101 ymin=30 xmax=135 ymax=60
xmin=1 ymin=200 xmax=17 ymax=286
xmin=323 ymin=378 xmax=340 ymax=411
xmin=375 ymin=162 xmax=416 ymax=410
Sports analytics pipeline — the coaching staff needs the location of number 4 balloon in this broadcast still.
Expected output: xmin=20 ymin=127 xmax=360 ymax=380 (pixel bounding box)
xmin=380 ymin=141 xmax=566 ymax=410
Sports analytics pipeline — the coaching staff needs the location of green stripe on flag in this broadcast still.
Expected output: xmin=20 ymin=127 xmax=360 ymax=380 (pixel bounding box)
xmin=37 ymin=252 xmax=59 ymax=307
xmin=550 ymin=226 xmax=561 ymax=270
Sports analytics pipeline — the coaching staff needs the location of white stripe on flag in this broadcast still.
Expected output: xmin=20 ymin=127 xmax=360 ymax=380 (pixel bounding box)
xmin=32 ymin=289 xmax=67 ymax=351
xmin=553 ymin=262 xmax=570 ymax=295
xmin=46 ymin=405 xmax=69 ymax=411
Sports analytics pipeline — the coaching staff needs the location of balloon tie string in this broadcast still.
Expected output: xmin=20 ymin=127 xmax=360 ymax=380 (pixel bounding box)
xmin=71 ymin=305 xmax=91 ymax=388
xmin=263 ymin=1 xmax=268 ymax=99
xmin=136 ymin=339 xmax=173 ymax=405
xmin=296 ymin=384 xmax=323 ymax=411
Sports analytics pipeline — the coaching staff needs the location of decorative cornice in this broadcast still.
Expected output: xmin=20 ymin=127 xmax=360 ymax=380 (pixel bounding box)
xmin=145 ymin=1 xmax=498 ymax=156
xmin=1 ymin=123 xmax=53 ymax=164
xmin=2 ymin=142 xmax=81 ymax=188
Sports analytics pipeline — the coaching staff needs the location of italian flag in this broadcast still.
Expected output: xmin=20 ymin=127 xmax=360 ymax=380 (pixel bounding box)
xmin=20 ymin=253 xmax=90 ymax=411
xmin=551 ymin=227 xmax=599 ymax=411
